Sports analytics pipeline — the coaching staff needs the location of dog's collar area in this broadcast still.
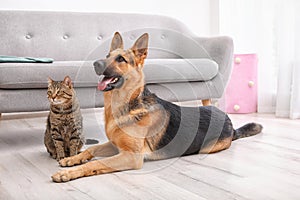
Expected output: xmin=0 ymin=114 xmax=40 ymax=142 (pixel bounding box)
xmin=97 ymin=75 xmax=124 ymax=91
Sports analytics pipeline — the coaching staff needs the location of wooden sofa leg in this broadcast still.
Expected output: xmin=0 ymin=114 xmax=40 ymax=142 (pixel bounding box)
xmin=202 ymin=99 xmax=211 ymax=106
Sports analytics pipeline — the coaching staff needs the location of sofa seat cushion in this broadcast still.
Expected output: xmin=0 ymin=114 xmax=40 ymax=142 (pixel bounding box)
xmin=0 ymin=59 xmax=218 ymax=89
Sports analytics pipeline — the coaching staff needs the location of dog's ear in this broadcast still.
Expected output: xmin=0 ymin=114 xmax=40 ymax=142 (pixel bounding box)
xmin=131 ymin=33 xmax=149 ymax=67
xmin=110 ymin=32 xmax=124 ymax=52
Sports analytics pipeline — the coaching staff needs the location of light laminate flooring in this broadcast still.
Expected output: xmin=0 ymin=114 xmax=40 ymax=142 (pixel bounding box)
xmin=0 ymin=108 xmax=299 ymax=200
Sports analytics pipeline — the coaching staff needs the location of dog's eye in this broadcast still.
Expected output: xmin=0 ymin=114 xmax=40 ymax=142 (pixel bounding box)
xmin=116 ymin=55 xmax=127 ymax=63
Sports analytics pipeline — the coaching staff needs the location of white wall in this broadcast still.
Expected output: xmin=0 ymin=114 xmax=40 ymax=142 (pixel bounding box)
xmin=1 ymin=0 xmax=216 ymax=36
xmin=219 ymin=0 xmax=279 ymax=113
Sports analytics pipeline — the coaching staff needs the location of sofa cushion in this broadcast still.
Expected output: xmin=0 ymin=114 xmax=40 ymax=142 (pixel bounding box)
xmin=0 ymin=59 xmax=218 ymax=89
xmin=144 ymin=59 xmax=218 ymax=83
xmin=0 ymin=61 xmax=96 ymax=89
xmin=0 ymin=11 xmax=196 ymax=61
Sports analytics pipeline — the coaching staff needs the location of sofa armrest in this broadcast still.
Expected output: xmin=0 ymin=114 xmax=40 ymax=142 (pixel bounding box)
xmin=193 ymin=36 xmax=234 ymax=86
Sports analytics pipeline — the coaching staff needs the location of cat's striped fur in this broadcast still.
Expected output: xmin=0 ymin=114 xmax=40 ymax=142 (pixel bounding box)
xmin=44 ymin=76 xmax=85 ymax=161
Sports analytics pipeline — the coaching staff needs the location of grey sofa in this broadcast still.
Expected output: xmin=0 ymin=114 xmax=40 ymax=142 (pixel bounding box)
xmin=0 ymin=11 xmax=233 ymax=114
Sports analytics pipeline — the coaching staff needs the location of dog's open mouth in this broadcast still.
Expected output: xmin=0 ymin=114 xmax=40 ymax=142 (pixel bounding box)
xmin=97 ymin=76 xmax=124 ymax=91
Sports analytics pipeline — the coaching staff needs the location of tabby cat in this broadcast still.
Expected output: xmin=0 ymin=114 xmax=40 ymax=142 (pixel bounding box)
xmin=44 ymin=76 xmax=85 ymax=161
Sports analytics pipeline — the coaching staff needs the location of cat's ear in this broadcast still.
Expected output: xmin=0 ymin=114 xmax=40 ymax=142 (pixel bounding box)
xmin=47 ymin=77 xmax=53 ymax=86
xmin=63 ymin=76 xmax=72 ymax=88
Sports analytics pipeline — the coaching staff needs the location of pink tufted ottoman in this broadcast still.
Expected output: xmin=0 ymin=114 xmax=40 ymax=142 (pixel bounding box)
xmin=221 ymin=54 xmax=258 ymax=113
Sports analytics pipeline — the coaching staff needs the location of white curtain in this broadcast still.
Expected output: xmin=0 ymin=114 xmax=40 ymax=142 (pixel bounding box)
xmin=219 ymin=0 xmax=300 ymax=119
xmin=275 ymin=0 xmax=300 ymax=119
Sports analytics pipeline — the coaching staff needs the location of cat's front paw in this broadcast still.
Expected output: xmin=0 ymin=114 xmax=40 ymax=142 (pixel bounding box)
xmin=50 ymin=153 xmax=57 ymax=160
xmin=56 ymin=156 xmax=65 ymax=162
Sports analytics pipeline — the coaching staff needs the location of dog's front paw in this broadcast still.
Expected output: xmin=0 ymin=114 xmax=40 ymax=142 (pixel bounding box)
xmin=52 ymin=170 xmax=71 ymax=182
xmin=59 ymin=157 xmax=76 ymax=167
xmin=59 ymin=155 xmax=87 ymax=167
xmin=59 ymin=151 xmax=93 ymax=167
xmin=52 ymin=167 xmax=84 ymax=183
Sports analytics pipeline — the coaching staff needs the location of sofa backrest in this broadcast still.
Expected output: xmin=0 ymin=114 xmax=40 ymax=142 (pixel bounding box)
xmin=0 ymin=11 xmax=210 ymax=61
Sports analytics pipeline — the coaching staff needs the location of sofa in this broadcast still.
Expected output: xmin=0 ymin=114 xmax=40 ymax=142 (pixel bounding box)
xmin=0 ymin=11 xmax=233 ymax=115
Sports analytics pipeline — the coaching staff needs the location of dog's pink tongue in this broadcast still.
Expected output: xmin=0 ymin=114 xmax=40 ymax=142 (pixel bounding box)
xmin=97 ymin=77 xmax=113 ymax=91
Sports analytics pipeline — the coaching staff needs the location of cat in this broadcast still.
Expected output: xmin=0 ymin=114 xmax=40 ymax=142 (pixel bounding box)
xmin=44 ymin=76 xmax=85 ymax=161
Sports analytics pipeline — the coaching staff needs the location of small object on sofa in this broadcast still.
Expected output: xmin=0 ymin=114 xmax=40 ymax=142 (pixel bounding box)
xmin=0 ymin=55 xmax=53 ymax=63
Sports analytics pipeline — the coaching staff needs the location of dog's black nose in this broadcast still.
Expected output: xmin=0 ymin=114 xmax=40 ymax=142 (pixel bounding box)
xmin=93 ymin=60 xmax=106 ymax=75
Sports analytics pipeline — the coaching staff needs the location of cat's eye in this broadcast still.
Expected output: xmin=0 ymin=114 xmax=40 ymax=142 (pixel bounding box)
xmin=61 ymin=89 xmax=71 ymax=97
xmin=116 ymin=55 xmax=127 ymax=63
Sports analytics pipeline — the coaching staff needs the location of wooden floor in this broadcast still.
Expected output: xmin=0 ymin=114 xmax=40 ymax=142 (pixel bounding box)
xmin=0 ymin=108 xmax=300 ymax=200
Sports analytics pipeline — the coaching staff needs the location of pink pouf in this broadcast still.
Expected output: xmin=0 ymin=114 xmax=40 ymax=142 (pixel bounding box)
xmin=222 ymin=54 xmax=258 ymax=113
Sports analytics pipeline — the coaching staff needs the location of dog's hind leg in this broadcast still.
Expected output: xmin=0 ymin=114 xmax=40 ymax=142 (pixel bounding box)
xmin=199 ymin=137 xmax=232 ymax=154
xmin=52 ymin=151 xmax=144 ymax=182
xmin=202 ymin=99 xmax=211 ymax=106
xmin=59 ymin=142 xmax=119 ymax=167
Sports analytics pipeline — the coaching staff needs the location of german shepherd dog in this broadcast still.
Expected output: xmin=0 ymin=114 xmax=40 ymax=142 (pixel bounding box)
xmin=52 ymin=32 xmax=263 ymax=182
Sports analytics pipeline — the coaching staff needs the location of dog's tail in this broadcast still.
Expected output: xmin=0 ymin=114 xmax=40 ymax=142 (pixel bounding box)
xmin=233 ymin=123 xmax=263 ymax=141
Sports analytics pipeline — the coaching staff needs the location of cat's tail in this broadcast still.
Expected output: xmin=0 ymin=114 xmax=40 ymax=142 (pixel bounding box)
xmin=85 ymin=138 xmax=99 ymax=145
xmin=233 ymin=123 xmax=263 ymax=141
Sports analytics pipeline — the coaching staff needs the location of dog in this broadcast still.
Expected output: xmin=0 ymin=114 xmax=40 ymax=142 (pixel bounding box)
xmin=51 ymin=32 xmax=263 ymax=182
